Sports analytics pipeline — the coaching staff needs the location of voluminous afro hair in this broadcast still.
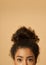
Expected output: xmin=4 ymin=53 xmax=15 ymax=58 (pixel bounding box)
xmin=10 ymin=26 xmax=40 ymax=63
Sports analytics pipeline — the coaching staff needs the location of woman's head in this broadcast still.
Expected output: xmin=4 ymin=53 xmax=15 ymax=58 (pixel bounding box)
xmin=10 ymin=26 xmax=40 ymax=65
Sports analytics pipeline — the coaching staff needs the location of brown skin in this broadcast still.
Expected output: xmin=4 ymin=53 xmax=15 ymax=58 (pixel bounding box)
xmin=14 ymin=48 xmax=36 ymax=65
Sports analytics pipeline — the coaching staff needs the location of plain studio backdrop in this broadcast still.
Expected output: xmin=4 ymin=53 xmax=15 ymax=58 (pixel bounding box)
xmin=0 ymin=0 xmax=46 ymax=65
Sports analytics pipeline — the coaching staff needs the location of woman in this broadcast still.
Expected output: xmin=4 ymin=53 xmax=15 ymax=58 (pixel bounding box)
xmin=10 ymin=26 xmax=40 ymax=65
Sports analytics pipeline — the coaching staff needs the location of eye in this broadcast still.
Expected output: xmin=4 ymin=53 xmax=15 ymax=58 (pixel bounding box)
xmin=17 ymin=58 xmax=22 ymax=62
xmin=28 ymin=58 xmax=33 ymax=61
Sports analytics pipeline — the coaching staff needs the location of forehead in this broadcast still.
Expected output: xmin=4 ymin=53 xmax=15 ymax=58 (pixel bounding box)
xmin=15 ymin=48 xmax=35 ymax=58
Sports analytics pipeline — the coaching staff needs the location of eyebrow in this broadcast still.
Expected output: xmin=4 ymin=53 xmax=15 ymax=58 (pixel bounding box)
xmin=16 ymin=56 xmax=34 ymax=58
xmin=26 ymin=56 xmax=34 ymax=59
xmin=17 ymin=56 xmax=23 ymax=58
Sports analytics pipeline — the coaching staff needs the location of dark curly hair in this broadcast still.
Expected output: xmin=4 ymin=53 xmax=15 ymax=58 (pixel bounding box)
xmin=10 ymin=26 xmax=40 ymax=63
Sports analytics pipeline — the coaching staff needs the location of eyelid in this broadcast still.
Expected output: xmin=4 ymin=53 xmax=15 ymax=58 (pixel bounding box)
xmin=17 ymin=57 xmax=22 ymax=59
xmin=27 ymin=57 xmax=33 ymax=59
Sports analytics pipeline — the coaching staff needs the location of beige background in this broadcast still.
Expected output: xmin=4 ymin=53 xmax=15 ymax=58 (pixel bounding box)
xmin=0 ymin=0 xmax=46 ymax=65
